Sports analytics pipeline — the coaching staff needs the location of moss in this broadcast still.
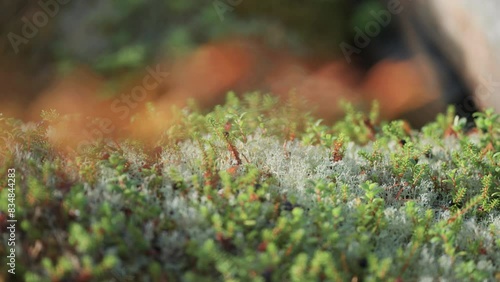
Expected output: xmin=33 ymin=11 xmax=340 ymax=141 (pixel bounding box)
xmin=0 ymin=93 xmax=499 ymax=281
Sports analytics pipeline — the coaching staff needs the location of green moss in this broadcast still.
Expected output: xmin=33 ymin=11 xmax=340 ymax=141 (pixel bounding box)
xmin=0 ymin=93 xmax=499 ymax=281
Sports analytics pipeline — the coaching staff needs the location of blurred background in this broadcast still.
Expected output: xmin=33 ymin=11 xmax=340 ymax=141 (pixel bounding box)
xmin=0 ymin=0 xmax=485 ymax=129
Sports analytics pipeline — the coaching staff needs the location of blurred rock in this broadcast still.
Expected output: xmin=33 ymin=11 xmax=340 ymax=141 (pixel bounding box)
xmin=395 ymin=0 xmax=500 ymax=116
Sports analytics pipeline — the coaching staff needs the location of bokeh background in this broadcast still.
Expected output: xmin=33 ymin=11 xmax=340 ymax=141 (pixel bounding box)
xmin=0 ymin=0 xmax=479 ymax=129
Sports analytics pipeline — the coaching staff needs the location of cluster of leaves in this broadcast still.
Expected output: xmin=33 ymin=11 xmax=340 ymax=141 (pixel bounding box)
xmin=45 ymin=0 xmax=353 ymax=75
xmin=4 ymin=0 xmax=365 ymax=82
xmin=0 ymin=93 xmax=499 ymax=281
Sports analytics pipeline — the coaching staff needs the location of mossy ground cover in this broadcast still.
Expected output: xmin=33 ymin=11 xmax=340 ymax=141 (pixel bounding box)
xmin=1 ymin=93 xmax=499 ymax=281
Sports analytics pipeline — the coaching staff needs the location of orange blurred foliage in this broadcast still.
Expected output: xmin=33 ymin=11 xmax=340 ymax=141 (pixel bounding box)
xmin=1 ymin=37 xmax=442 ymax=151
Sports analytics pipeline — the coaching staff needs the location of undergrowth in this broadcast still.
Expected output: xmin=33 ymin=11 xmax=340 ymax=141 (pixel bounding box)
xmin=0 ymin=93 xmax=499 ymax=281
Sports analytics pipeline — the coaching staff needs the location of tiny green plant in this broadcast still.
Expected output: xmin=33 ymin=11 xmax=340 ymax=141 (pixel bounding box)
xmin=0 ymin=94 xmax=499 ymax=281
